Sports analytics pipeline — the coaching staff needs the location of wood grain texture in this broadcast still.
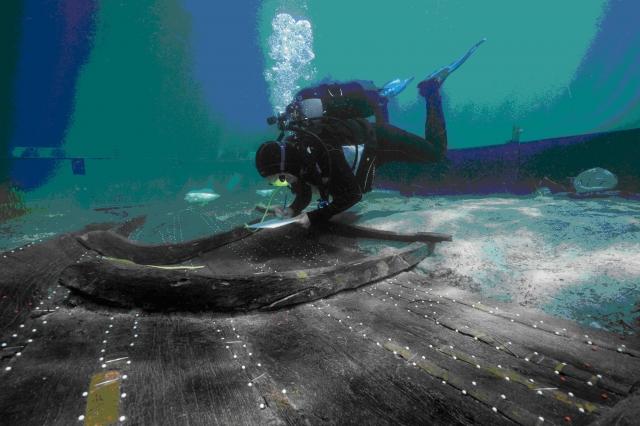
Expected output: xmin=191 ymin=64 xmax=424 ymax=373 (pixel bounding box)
xmin=59 ymin=241 xmax=430 ymax=312
xmin=2 ymin=219 xmax=640 ymax=425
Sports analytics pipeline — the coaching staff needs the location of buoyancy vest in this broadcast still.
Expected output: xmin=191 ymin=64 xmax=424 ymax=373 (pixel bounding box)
xmin=291 ymin=117 xmax=377 ymax=195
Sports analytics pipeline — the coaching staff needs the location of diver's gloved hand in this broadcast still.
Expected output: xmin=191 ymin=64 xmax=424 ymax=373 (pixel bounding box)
xmin=293 ymin=212 xmax=311 ymax=229
xmin=273 ymin=206 xmax=295 ymax=218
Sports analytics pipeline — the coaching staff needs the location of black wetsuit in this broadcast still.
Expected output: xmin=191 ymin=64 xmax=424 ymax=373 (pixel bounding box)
xmin=288 ymin=79 xmax=447 ymax=225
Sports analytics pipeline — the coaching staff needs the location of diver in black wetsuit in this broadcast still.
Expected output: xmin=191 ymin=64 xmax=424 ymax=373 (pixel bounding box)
xmin=255 ymin=39 xmax=486 ymax=227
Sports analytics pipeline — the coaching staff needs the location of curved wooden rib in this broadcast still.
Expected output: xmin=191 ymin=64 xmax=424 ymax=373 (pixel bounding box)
xmin=60 ymin=242 xmax=431 ymax=312
xmin=76 ymin=216 xmax=450 ymax=267
xmin=324 ymin=222 xmax=452 ymax=243
xmin=76 ymin=224 xmax=257 ymax=265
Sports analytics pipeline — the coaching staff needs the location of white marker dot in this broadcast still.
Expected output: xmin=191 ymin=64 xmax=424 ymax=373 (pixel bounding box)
xmin=82 ymin=392 xmax=88 ymax=397
xmin=119 ymin=415 xmax=125 ymax=422
xmin=281 ymin=389 xmax=287 ymax=394
xmin=78 ymin=415 xmax=85 ymax=421
xmin=121 ymin=393 xmax=127 ymax=398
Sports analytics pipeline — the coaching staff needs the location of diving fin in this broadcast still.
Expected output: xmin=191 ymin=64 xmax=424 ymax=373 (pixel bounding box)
xmin=379 ymin=77 xmax=415 ymax=98
xmin=422 ymin=38 xmax=487 ymax=85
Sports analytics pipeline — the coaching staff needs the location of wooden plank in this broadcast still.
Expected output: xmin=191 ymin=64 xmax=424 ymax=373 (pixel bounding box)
xmin=0 ymin=308 xmax=132 ymax=425
xmin=59 ymin=241 xmax=430 ymax=311
xmin=364 ymin=283 xmax=624 ymax=406
xmin=0 ymin=229 xmax=109 ymax=335
xmin=367 ymin=282 xmax=628 ymax=405
xmin=229 ymin=303 xmax=514 ymax=425
xmin=313 ymin=287 xmax=600 ymax=425
xmin=421 ymin=285 xmax=640 ymax=357
xmin=120 ymin=313 xmax=283 ymax=425
xmin=324 ymin=221 xmax=453 ymax=243
xmin=76 ymin=223 xmax=257 ymax=265
xmin=590 ymin=392 xmax=640 ymax=425
xmin=213 ymin=321 xmax=304 ymax=425
xmin=374 ymin=278 xmax=640 ymax=394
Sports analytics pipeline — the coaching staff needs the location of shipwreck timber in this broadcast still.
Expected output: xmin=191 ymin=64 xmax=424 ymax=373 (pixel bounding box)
xmin=0 ymin=217 xmax=638 ymax=425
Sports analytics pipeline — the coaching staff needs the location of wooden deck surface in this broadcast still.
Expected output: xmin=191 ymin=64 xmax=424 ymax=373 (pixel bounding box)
xmin=1 ymin=222 xmax=639 ymax=425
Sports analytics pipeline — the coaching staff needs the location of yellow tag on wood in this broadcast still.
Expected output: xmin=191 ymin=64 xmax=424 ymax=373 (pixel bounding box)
xmin=84 ymin=370 xmax=121 ymax=425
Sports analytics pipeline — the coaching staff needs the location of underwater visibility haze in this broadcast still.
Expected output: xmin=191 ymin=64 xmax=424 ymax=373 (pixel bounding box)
xmin=1 ymin=1 xmax=640 ymax=424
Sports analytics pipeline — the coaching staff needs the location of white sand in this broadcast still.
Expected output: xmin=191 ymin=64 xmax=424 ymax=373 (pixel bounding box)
xmin=356 ymin=193 xmax=640 ymax=331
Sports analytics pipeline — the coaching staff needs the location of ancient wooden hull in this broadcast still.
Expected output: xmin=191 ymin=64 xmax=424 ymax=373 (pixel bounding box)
xmin=1 ymin=218 xmax=639 ymax=425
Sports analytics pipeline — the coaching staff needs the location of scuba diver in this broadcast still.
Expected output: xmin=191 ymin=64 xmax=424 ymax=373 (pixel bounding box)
xmin=255 ymin=39 xmax=486 ymax=228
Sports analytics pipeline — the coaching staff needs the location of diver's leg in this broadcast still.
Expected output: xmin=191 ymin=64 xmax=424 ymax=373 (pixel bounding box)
xmin=375 ymin=38 xmax=488 ymax=166
xmin=375 ymin=78 xmax=447 ymax=166
xmin=420 ymin=78 xmax=448 ymax=159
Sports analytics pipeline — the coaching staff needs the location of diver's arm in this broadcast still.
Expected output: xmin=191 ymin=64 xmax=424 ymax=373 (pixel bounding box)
xmin=307 ymin=151 xmax=362 ymax=224
xmin=288 ymin=180 xmax=312 ymax=215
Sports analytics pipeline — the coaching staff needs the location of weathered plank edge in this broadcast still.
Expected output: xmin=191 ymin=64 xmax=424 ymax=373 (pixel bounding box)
xmin=60 ymin=242 xmax=431 ymax=312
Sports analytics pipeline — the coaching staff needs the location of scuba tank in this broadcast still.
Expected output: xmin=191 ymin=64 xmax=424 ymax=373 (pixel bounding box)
xmin=267 ymin=80 xmax=388 ymax=129
xmin=295 ymin=80 xmax=380 ymax=120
